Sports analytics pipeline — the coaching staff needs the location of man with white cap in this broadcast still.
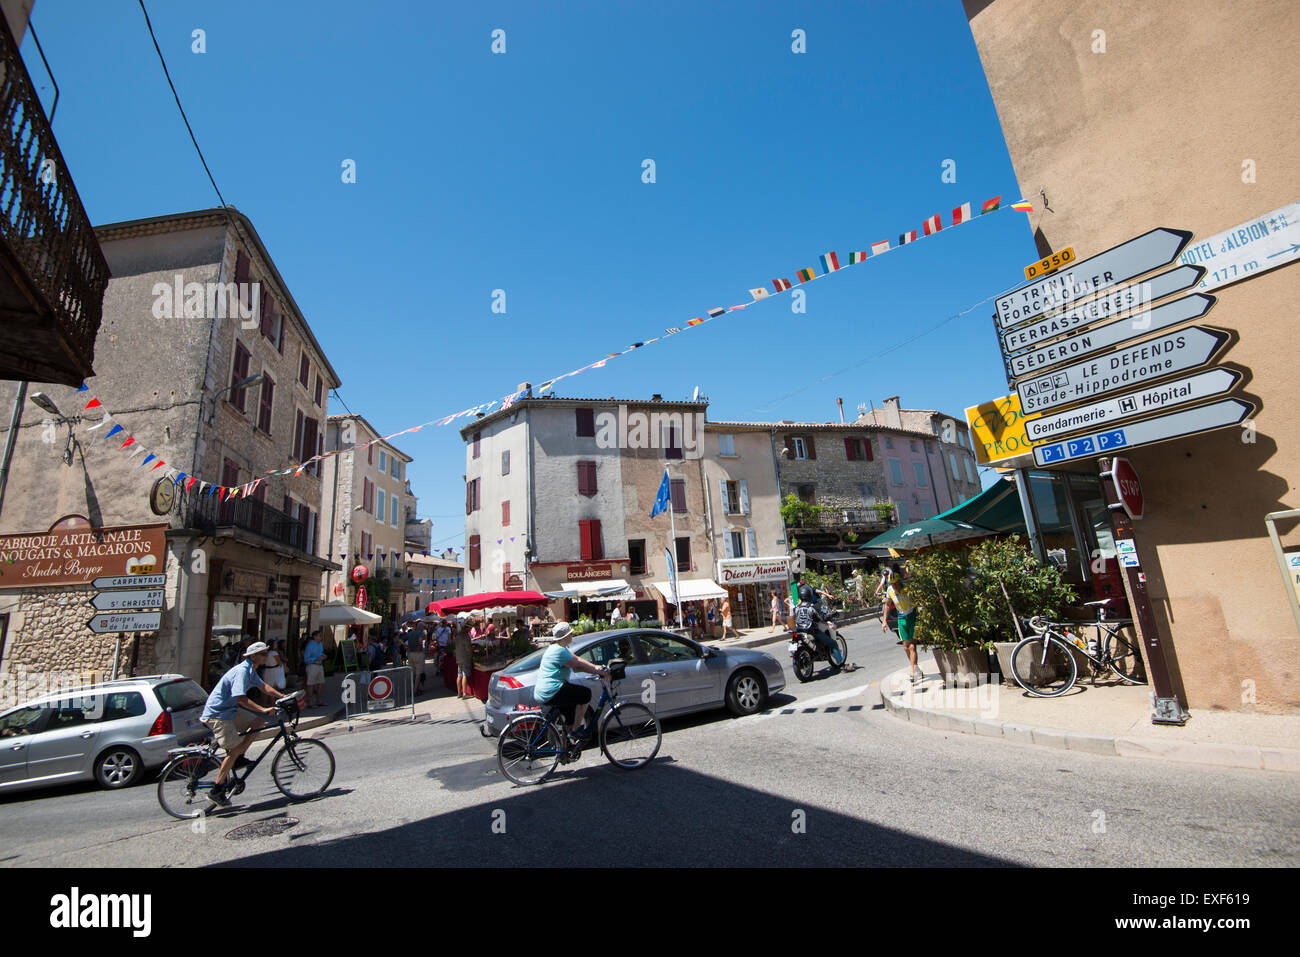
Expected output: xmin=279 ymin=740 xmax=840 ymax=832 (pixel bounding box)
xmin=535 ymin=622 xmax=608 ymax=740
xmin=199 ymin=641 xmax=286 ymax=806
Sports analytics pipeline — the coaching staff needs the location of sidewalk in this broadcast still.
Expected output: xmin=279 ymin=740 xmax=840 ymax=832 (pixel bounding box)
xmin=881 ymin=655 xmax=1300 ymax=774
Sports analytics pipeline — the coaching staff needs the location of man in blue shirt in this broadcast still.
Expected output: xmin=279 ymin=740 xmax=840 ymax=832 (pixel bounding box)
xmin=303 ymin=631 xmax=326 ymax=707
xmin=535 ymin=623 xmax=607 ymax=739
xmin=201 ymin=641 xmax=284 ymax=806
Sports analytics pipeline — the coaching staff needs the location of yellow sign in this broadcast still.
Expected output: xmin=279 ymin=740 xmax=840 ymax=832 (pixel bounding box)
xmin=966 ymin=394 xmax=1039 ymax=465
xmin=1024 ymin=246 xmax=1076 ymax=281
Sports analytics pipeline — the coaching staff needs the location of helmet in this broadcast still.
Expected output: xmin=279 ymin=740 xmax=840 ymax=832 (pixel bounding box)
xmin=798 ymin=584 xmax=816 ymax=604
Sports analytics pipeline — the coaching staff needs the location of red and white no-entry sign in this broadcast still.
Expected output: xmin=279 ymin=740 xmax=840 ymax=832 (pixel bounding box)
xmin=368 ymin=675 xmax=393 ymax=700
xmin=1107 ymin=457 xmax=1144 ymax=520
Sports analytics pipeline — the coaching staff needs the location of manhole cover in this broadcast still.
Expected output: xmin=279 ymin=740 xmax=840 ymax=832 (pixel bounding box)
xmin=225 ymin=817 xmax=299 ymax=841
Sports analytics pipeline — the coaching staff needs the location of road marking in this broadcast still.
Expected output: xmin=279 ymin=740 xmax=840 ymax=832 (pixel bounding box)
xmin=738 ymin=682 xmax=876 ymax=726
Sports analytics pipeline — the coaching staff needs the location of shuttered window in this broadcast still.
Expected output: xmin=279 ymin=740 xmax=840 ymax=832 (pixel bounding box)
xmin=256 ymin=375 xmax=274 ymax=434
xmin=577 ymin=461 xmax=597 ymax=496
xmin=468 ymin=535 xmax=481 ymax=571
xmin=575 ymin=408 xmax=595 ymax=437
xmin=502 ymin=500 xmax=510 ymax=527
xmin=229 ymin=341 xmax=251 ymax=413
xmin=579 ymin=520 xmax=603 ymax=561
xmin=299 ymin=351 xmax=310 ymax=388
xmin=670 ymin=478 xmax=686 ymax=514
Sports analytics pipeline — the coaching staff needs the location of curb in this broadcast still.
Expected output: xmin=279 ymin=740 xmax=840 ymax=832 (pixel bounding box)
xmin=879 ymin=666 xmax=1300 ymax=774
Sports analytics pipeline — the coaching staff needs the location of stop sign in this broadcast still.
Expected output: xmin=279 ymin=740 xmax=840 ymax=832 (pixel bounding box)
xmin=1108 ymin=458 xmax=1144 ymax=520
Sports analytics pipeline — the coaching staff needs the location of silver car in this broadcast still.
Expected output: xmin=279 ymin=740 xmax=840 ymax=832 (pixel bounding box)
xmin=0 ymin=675 xmax=210 ymax=793
xmin=484 ymin=629 xmax=785 ymax=735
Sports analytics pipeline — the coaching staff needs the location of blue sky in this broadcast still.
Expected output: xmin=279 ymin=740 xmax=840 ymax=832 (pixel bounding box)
xmin=29 ymin=0 xmax=1037 ymax=553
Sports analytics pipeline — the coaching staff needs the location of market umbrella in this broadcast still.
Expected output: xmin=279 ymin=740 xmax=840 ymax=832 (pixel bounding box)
xmin=860 ymin=516 xmax=998 ymax=552
xmin=427 ymin=590 xmax=549 ymax=616
xmin=318 ymin=601 xmax=382 ymax=626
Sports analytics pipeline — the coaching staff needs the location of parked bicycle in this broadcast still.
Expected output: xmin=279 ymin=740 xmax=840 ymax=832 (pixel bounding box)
xmin=496 ymin=658 xmax=660 ymax=786
xmin=157 ymin=690 xmax=335 ymax=819
xmin=1009 ymin=600 xmax=1147 ymax=697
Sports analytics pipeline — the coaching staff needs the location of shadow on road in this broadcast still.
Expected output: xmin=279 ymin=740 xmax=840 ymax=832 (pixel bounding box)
xmin=210 ymin=760 xmax=1015 ymax=867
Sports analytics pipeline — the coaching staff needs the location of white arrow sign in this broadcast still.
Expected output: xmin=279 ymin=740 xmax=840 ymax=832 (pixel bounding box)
xmin=86 ymin=612 xmax=162 ymax=634
xmin=1001 ymin=265 xmax=1205 ymax=354
xmin=91 ymin=589 xmax=165 ymax=611
xmin=1024 ymin=368 xmax=1243 ymax=444
xmin=92 ymin=574 xmax=166 ymax=590
xmin=996 ymin=228 xmax=1192 ymax=330
xmin=1033 ymin=398 xmax=1254 ymax=466
xmin=1008 ymin=293 xmax=1215 ymax=379
xmin=1180 ymin=199 xmax=1300 ymax=292
xmin=1017 ymin=326 xmax=1231 ymax=415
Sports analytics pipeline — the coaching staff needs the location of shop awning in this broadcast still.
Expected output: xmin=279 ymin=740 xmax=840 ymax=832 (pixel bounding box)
xmin=427 ymin=591 xmax=550 ymax=616
xmin=860 ymin=517 xmax=997 ymax=551
xmin=938 ymin=474 xmax=1077 ymax=535
xmin=806 ymin=551 xmax=869 ymax=564
xmin=319 ymin=602 xmax=382 ymax=626
xmin=649 ymin=578 xmax=727 ymax=603
xmin=542 ymin=579 xmax=636 ymax=601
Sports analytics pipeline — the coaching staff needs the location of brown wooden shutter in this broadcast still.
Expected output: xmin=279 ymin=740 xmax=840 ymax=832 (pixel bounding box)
xmin=670 ymin=478 xmax=686 ymax=513
xmin=579 ymin=520 xmax=592 ymax=561
xmin=502 ymin=500 xmax=510 ymax=526
xmin=260 ymin=289 xmax=272 ymax=337
xmin=576 ymin=408 xmax=595 ymax=437
xmin=465 ymin=479 xmax=472 ymax=515
xmin=866 ymin=438 xmax=874 ymax=461
xmin=235 ymin=250 xmax=250 ymax=285
xmin=469 ymin=536 xmax=480 ymax=571
xmin=806 ymin=435 xmax=817 ymax=459
xmin=844 ymin=437 xmax=855 ymax=460
xmin=474 ymin=478 xmax=480 ymax=511
xmin=784 ymin=436 xmax=794 ymax=457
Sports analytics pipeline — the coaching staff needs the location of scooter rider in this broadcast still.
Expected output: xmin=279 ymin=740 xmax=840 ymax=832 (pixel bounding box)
xmin=793 ymin=584 xmax=846 ymax=667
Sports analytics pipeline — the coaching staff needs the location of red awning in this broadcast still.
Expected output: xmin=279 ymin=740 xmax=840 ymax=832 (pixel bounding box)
xmin=427 ymin=591 xmax=550 ymax=616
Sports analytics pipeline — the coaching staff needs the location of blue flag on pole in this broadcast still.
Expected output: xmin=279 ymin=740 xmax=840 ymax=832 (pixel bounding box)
xmin=650 ymin=471 xmax=671 ymax=517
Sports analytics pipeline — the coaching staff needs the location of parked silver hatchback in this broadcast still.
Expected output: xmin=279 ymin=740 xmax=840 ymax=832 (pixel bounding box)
xmin=0 ymin=675 xmax=210 ymax=793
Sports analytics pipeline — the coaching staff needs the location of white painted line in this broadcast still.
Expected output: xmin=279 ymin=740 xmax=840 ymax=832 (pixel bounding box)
xmin=737 ymin=683 xmax=876 ymax=726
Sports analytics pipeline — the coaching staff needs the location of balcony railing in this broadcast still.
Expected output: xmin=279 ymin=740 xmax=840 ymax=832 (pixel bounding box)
xmin=0 ymin=14 xmax=110 ymax=385
xmin=785 ymin=506 xmax=896 ymax=530
xmin=185 ymin=494 xmax=309 ymax=555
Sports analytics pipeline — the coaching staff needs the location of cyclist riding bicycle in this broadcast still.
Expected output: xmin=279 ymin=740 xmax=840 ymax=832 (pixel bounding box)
xmin=200 ymin=640 xmax=285 ymax=806
xmin=534 ymin=622 xmax=608 ymax=740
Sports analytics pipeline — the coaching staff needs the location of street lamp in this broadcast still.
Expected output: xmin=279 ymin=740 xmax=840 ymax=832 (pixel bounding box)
xmin=205 ymin=374 xmax=264 ymax=424
xmin=29 ymin=392 xmax=78 ymax=466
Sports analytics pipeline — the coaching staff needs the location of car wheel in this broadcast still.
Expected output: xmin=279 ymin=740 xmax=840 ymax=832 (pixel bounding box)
xmin=726 ymin=670 xmax=766 ymax=716
xmin=94 ymin=746 xmax=142 ymax=789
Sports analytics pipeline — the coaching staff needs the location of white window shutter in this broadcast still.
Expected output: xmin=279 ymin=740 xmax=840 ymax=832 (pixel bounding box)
xmin=719 ymin=479 xmax=729 ymax=514
xmin=746 ymin=527 xmax=757 ymax=557
xmin=724 ymin=532 xmax=735 ymax=558
xmin=739 ymin=479 xmax=750 ymax=515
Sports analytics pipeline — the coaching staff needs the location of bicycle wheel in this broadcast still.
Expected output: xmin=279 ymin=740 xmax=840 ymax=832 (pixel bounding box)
xmin=1010 ymin=635 xmax=1077 ymax=697
xmin=271 ymin=738 xmax=335 ymax=799
xmin=1104 ymin=630 xmax=1147 ymax=685
xmin=497 ymin=713 xmax=563 ymax=786
xmin=157 ymin=753 xmax=222 ymax=820
xmin=599 ymin=702 xmax=661 ymax=769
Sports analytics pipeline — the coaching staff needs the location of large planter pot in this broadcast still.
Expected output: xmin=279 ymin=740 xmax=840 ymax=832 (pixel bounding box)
xmin=992 ymin=641 xmax=1019 ymax=685
xmin=932 ymin=647 xmax=989 ymax=688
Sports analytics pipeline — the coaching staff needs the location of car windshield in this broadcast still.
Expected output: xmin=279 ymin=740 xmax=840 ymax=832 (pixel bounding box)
xmin=155 ymin=679 xmax=208 ymax=712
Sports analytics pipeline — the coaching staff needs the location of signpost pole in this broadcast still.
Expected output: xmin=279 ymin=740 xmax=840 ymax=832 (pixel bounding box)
xmin=1098 ymin=456 xmax=1188 ymax=726
xmin=1013 ymin=469 xmax=1048 ymax=563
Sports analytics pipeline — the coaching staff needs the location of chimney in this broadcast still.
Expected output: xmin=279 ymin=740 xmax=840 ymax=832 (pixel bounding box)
xmin=836 ymin=397 xmax=845 ymax=424
xmin=516 ymin=381 xmax=532 ymax=397
xmin=882 ymin=396 xmax=903 ymax=430
xmin=651 ymin=393 xmax=663 ymax=401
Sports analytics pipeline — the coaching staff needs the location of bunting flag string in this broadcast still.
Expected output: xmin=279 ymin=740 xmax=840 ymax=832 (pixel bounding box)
xmin=72 ymin=196 xmax=1031 ymax=502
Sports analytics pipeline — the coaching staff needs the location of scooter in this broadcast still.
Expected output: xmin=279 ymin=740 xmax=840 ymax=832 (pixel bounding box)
xmin=789 ymin=612 xmax=849 ymax=682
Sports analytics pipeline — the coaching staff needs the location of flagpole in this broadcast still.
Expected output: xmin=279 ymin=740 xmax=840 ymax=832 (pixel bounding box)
xmin=666 ymin=466 xmax=682 ymax=627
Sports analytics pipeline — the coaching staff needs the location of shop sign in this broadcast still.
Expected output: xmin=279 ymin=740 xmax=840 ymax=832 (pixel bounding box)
xmin=965 ymin=394 xmax=1037 ymax=466
xmin=717 ymin=557 xmax=790 ymax=584
xmin=566 ymin=564 xmax=612 ymax=581
xmin=505 ymin=574 xmax=523 ymax=590
xmin=0 ymin=516 xmax=167 ymax=588
xmin=221 ymin=565 xmax=273 ymax=596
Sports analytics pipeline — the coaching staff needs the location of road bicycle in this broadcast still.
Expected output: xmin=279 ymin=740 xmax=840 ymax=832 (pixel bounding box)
xmin=495 ymin=658 xmax=661 ymax=786
xmin=157 ymin=690 xmax=335 ymax=819
xmin=1009 ymin=601 xmax=1147 ymax=697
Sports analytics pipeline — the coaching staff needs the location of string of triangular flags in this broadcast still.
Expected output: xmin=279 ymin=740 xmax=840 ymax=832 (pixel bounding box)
xmin=74 ymin=194 xmax=1029 ymax=500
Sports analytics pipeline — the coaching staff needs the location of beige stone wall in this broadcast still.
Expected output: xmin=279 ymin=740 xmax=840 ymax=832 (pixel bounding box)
xmin=966 ymin=0 xmax=1299 ymax=710
xmin=702 ymin=427 xmax=786 ymax=561
xmin=776 ymin=428 xmax=887 ymax=510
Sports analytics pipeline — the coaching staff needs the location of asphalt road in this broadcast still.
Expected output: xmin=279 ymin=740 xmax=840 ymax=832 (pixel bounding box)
xmin=1 ymin=622 xmax=1296 ymax=867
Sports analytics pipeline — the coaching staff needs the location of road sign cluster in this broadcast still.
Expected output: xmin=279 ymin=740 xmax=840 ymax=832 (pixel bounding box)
xmin=87 ymin=574 xmax=164 ymax=634
xmin=991 ymin=226 xmax=1255 ymax=467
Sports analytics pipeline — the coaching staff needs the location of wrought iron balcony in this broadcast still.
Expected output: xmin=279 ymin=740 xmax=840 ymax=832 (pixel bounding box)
xmin=185 ymin=494 xmax=310 ymax=555
xmin=0 ymin=14 xmax=109 ymax=386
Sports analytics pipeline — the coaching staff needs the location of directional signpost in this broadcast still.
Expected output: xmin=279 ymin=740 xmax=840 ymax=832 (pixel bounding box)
xmin=90 ymin=589 xmax=165 ymax=612
xmin=87 ymin=612 xmax=163 ymax=635
xmin=1007 ymin=293 xmax=1216 ymax=379
xmin=1179 ymin=199 xmax=1300 ymax=293
xmin=1032 ymin=398 xmax=1254 ymax=467
xmin=1017 ymin=326 xmax=1231 ymax=416
xmin=1023 ymin=367 xmax=1242 ymax=444
xmin=995 ymin=227 xmax=1193 ymax=330
xmin=92 ymin=575 xmax=165 ymax=590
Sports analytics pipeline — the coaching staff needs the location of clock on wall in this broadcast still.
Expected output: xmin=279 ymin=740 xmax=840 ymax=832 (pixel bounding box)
xmin=149 ymin=476 xmax=176 ymax=515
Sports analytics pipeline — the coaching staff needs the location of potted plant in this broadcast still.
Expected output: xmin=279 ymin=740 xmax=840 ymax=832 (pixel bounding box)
xmin=901 ymin=548 xmax=987 ymax=687
xmin=966 ymin=536 xmax=1079 ymax=684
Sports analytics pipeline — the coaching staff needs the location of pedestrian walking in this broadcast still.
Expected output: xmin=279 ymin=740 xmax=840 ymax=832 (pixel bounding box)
xmin=406 ymin=623 xmax=426 ymax=692
xmin=261 ymin=639 xmax=287 ymax=691
xmin=454 ymin=621 xmax=474 ymax=699
xmin=303 ymin=629 xmax=326 ymax=707
xmin=769 ymin=591 xmax=783 ymax=633
xmin=885 ymin=564 xmax=922 ymax=682
xmin=720 ymin=595 xmax=739 ymax=639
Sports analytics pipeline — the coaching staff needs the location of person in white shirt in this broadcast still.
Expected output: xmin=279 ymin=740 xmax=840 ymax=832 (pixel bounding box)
xmin=610 ymin=605 xmax=623 ymax=625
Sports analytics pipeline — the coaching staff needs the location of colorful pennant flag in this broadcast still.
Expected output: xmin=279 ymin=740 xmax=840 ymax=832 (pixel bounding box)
xmin=748 ymin=288 xmax=769 ymax=300
xmin=707 ymin=307 xmax=725 ymax=318
xmin=819 ymin=252 xmax=840 ymax=273
xmin=871 ymin=240 xmax=891 ymax=255
xmin=137 ymin=454 xmax=155 ymax=469
xmin=76 ymin=382 xmax=89 ymax=392
xmin=952 ymin=202 xmax=971 ymax=225
xmin=175 ymin=472 xmax=187 ymax=486
xmin=796 ymin=268 xmax=816 ymax=282
xmin=150 ymin=460 xmax=165 ymax=471
xmin=218 ymin=487 xmax=227 ymax=501
xmin=118 ymin=435 xmax=134 ymax=450
xmin=846 ymin=251 xmax=868 ymax=264
xmin=1011 ymin=201 xmax=1034 ymax=212
xmin=662 ymin=328 xmax=679 ymax=336
xmin=87 ymin=413 xmax=113 ymax=432
xmin=899 ymin=231 xmax=917 ymax=245
xmin=771 ymin=278 xmax=792 ymax=292
xmin=84 ymin=398 xmax=101 ymax=411
xmin=686 ymin=318 xmax=704 ymax=327
xmin=923 ymin=213 xmax=942 ymax=236
xmin=981 ymin=195 xmax=1001 ymax=215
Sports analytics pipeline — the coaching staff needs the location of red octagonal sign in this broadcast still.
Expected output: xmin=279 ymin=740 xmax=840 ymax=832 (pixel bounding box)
xmin=1108 ymin=457 xmax=1144 ymax=520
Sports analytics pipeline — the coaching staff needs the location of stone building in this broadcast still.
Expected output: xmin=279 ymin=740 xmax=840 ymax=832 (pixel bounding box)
xmin=858 ymin=396 xmax=984 ymax=509
xmin=406 ymin=553 xmax=464 ymax=612
xmin=319 ymin=414 xmax=414 ymax=620
xmin=964 ymin=0 xmax=1299 ymax=711
xmin=0 ymin=207 xmax=340 ymax=694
